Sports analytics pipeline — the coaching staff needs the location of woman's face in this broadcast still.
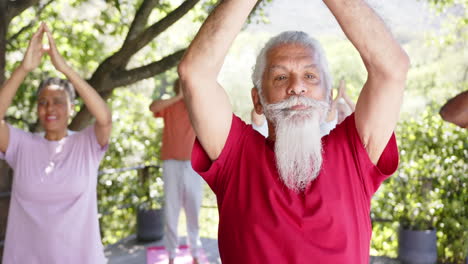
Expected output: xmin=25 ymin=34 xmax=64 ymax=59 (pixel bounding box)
xmin=37 ymin=85 xmax=73 ymax=134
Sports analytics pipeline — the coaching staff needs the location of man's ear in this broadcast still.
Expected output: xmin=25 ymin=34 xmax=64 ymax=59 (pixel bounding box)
xmin=251 ymin=87 xmax=264 ymax=115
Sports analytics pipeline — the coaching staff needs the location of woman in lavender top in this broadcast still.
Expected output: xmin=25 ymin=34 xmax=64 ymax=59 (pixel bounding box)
xmin=0 ymin=23 xmax=112 ymax=263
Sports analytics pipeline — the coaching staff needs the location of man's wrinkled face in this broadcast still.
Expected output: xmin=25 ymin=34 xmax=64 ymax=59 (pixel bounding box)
xmin=261 ymin=43 xmax=327 ymax=106
xmin=256 ymin=43 xmax=330 ymax=192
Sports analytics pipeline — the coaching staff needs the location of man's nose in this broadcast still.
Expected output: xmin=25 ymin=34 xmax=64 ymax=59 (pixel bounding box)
xmin=287 ymin=76 xmax=307 ymax=95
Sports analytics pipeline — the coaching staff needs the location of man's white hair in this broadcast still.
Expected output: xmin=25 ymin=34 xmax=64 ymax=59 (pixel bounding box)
xmin=252 ymin=31 xmax=333 ymax=101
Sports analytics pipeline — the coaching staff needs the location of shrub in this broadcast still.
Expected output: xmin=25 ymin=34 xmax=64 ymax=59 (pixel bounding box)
xmin=372 ymin=104 xmax=467 ymax=263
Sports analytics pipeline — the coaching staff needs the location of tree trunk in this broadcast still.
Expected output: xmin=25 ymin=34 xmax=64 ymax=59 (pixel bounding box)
xmin=0 ymin=3 xmax=10 ymax=260
xmin=69 ymin=89 xmax=113 ymax=131
xmin=69 ymin=47 xmax=185 ymax=130
xmin=0 ymin=3 xmax=9 ymax=85
xmin=0 ymin=161 xmax=12 ymax=260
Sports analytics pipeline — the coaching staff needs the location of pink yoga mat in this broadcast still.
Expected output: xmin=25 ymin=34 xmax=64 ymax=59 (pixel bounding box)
xmin=146 ymin=245 xmax=209 ymax=264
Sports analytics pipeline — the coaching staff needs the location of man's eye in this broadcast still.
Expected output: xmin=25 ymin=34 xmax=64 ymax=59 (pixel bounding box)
xmin=306 ymin=74 xmax=316 ymax=79
xmin=275 ymin=75 xmax=287 ymax=81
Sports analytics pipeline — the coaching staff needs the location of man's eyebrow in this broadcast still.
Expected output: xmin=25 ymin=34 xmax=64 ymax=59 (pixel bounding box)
xmin=304 ymin=64 xmax=319 ymax=69
xmin=269 ymin=65 xmax=288 ymax=71
xmin=269 ymin=64 xmax=319 ymax=71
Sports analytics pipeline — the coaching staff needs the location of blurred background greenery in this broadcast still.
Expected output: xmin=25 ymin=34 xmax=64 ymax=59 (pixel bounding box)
xmin=0 ymin=0 xmax=466 ymax=263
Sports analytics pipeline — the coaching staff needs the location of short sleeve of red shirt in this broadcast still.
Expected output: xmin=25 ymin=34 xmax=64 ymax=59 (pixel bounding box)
xmin=191 ymin=114 xmax=249 ymax=199
xmin=323 ymin=114 xmax=398 ymax=197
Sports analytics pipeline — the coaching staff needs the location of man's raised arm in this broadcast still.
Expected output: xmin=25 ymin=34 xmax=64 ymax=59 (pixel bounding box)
xmin=323 ymin=0 xmax=410 ymax=163
xmin=178 ymin=0 xmax=258 ymax=160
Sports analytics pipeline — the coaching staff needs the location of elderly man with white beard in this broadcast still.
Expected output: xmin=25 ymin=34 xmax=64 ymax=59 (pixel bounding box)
xmin=178 ymin=0 xmax=410 ymax=263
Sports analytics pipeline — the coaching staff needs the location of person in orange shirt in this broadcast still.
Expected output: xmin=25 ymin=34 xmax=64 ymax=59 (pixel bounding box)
xmin=149 ymin=79 xmax=203 ymax=264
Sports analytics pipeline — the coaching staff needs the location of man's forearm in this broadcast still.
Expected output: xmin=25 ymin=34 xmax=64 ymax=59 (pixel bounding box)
xmin=323 ymin=0 xmax=409 ymax=76
xmin=177 ymin=0 xmax=255 ymax=160
xmin=179 ymin=0 xmax=257 ymax=80
xmin=323 ymin=0 xmax=409 ymax=163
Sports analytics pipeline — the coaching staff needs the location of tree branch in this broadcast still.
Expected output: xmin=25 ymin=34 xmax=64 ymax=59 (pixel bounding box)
xmin=124 ymin=0 xmax=160 ymax=43
xmin=109 ymin=49 xmax=186 ymax=89
xmin=0 ymin=3 xmax=8 ymax=85
xmin=5 ymin=0 xmax=40 ymax=22
xmin=70 ymin=0 xmax=200 ymax=130
xmin=108 ymin=0 xmax=199 ymax=67
xmin=6 ymin=23 xmax=35 ymax=48
xmin=5 ymin=115 xmax=23 ymax=124
xmin=6 ymin=0 xmax=54 ymax=49
xmin=130 ymin=0 xmax=200 ymax=53
xmin=78 ymin=48 xmax=186 ymax=130
xmin=72 ymin=49 xmax=185 ymax=130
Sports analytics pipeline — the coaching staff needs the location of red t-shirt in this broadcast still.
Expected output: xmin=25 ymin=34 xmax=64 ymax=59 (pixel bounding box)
xmin=154 ymin=100 xmax=195 ymax=160
xmin=192 ymin=114 xmax=398 ymax=263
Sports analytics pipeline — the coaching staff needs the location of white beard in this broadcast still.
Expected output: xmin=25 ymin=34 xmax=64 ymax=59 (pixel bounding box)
xmin=263 ymin=95 xmax=329 ymax=192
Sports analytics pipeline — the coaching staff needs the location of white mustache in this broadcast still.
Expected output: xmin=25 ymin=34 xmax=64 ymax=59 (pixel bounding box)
xmin=263 ymin=96 xmax=329 ymax=123
xmin=265 ymin=96 xmax=328 ymax=111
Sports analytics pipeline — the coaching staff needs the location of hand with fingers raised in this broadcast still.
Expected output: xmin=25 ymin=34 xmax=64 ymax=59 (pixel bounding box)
xmin=20 ymin=22 xmax=47 ymax=73
xmin=43 ymin=23 xmax=71 ymax=74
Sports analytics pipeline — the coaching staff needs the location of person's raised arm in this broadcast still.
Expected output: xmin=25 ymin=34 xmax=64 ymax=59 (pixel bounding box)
xmin=149 ymin=93 xmax=183 ymax=115
xmin=0 ymin=24 xmax=47 ymax=153
xmin=178 ymin=0 xmax=258 ymax=160
xmin=44 ymin=24 xmax=112 ymax=147
xmin=439 ymin=90 xmax=468 ymax=128
xmin=323 ymin=0 xmax=410 ymax=163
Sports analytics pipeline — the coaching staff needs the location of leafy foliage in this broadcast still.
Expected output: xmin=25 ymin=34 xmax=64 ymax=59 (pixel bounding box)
xmin=369 ymin=2 xmax=468 ymax=259
xmin=424 ymin=0 xmax=468 ymax=47
xmin=372 ymin=104 xmax=468 ymax=263
xmin=96 ymin=87 xmax=166 ymax=245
